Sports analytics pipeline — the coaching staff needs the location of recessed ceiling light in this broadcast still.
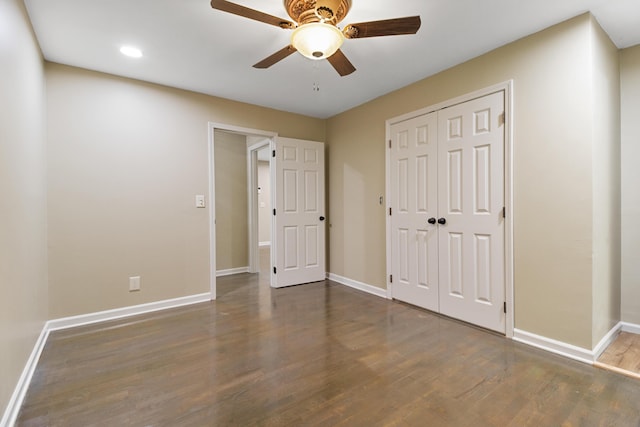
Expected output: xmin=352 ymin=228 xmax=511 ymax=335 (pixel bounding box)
xmin=120 ymin=46 xmax=143 ymax=58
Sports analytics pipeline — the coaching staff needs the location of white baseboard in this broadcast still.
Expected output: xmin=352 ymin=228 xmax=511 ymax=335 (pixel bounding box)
xmin=621 ymin=321 xmax=640 ymax=334
xmin=1 ymin=292 xmax=213 ymax=427
xmin=513 ymin=329 xmax=594 ymax=364
xmin=327 ymin=273 xmax=389 ymax=299
xmin=513 ymin=322 xmax=623 ymax=365
xmin=47 ymin=292 xmax=212 ymax=332
xmin=216 ymin=267 xmax=249 ymax=277
xmin=259 ymin=241 xmax=271 ymax=247
xmin=593 ymin=322 xmax=623 ymax=361
xmin=1 ymin=325 xmax=50 ymax=427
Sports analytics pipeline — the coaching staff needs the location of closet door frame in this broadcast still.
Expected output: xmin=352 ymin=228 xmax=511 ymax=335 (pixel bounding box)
xmin=384 ymin=80 xmax=514 ymax=338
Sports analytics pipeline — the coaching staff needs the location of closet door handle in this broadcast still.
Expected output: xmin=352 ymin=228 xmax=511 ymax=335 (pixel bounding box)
xmin=427 ymin=217 xmax=436 ymax=224
xmin=438 ymin=218 xmax=447 ymax=225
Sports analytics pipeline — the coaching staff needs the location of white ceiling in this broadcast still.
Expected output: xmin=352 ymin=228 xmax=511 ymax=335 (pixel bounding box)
xmin=24 ymin=0 xmax=640 ymax=119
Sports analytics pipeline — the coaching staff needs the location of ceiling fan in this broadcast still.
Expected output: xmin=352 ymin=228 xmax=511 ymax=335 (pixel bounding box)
xmin=210 ymin=0 xmax=421 ymax=76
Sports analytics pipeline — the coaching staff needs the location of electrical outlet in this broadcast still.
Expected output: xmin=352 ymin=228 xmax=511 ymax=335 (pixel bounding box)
xmin=129 ymin=276 xmax=140 ymax=292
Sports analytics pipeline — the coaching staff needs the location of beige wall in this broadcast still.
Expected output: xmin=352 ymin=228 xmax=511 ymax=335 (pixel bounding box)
xmin=0 ymin=0 xmax=48 ymax=418
xmin=215 ymin=130 xmax=248 ymax=271
xmin=326 ymin=14 xmax=615 ymax=349
xmin=590 ymin=19 xmax=621 ymax=345
xmin=621 ymin=44 xmax=640 ymax=324
xmin=46 ymin=63 xmax=325 ymax=318
xmin=258 ymin=160 xmax=271 ymax=244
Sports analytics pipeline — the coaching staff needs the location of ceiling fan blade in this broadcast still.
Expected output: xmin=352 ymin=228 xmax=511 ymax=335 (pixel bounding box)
xmin=211 ymin=0 xmax=295 ymax=29
xmin=343 ymin=16 xmax=421 ymax=39
xmin=253 ymin=45 xmax=298 ymax=69
xmin=327 ymin=49 xmax=356 ymax=76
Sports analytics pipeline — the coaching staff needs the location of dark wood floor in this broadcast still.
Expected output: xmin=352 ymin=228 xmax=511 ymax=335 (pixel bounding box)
xmin=17 ymin=272 xmax=640 ymax=426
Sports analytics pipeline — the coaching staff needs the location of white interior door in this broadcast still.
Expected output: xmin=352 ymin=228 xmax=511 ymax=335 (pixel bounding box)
xmin=388 ymin=91 xmax=505 ymax=333
xmin=438 ymin=91 xmax=505 ymax=333
xmin=272 ymin=137 xmax=326 ymax=288
xmin=389 ymin=112 xmax=439 ymax=311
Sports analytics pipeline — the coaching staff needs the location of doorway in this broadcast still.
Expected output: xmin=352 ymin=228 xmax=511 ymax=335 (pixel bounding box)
xmin=208 ymin=124 xmax=327 ymax=297
xmin=208 ymin=123 xmax=277 ymax=299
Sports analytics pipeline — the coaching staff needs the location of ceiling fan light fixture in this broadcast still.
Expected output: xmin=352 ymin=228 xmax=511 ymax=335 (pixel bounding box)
xmin=291 ymin=23 xmax=344 ymax=60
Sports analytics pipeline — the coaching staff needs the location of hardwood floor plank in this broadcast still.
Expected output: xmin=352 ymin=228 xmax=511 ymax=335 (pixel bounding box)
xmin=598 ymin=332 xmax=640 ymax=377
xmin=16 ymin=274 xmax=640 ymax=426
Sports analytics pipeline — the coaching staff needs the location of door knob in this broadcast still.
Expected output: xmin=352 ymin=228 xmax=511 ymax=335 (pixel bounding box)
xmin=438 ymin=218 xmax=446 ymax=225
xmin=428 ymin=217 xmax=436 ymax=224
xmin=319 ymin=216 xmax=326 ymax=221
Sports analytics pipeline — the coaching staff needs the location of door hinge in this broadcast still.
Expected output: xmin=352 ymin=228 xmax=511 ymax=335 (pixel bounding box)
xmin=389 ymin=139 xmax=392 ymax=149
xmin=273 ymin=267 xmax=277 ymax=274
xmin=390 ymin=274 xmax=393 ymax=283
xmin=499 ymin=112 xmax=505 ymax=126
xmin=273 ymin=209 xmax=276 ymax=216
xmin=503 ymin=302 xmax=507 ymax=314
xmin=502 ymin=207 xmax=506 ymax=218
xmin=389 ymin=207 xmax=392 ymax=216
xmin=272 ymin=150 xmax=276 ymax=158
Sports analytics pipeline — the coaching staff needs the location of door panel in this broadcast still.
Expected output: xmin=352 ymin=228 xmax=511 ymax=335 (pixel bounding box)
xmin=447 ymin=149 xmax=463 ymax=212
xmin=273 ymin=137 xmax=325 ymax=287
xmin=305 ymin=225 xmax=319 ymax=267
xmin=390 ymin=112 xmax=439 ymax=311
xmin=447 ymin=232 xmax=464 ymax=297
xmin=438 ymin=91 xmax=505 ymax=333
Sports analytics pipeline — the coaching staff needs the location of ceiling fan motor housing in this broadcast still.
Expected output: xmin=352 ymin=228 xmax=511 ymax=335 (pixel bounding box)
xmin=284 ymin=0 xmax=351 ymax=25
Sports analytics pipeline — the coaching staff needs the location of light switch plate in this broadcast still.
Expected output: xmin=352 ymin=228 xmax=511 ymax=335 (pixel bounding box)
xmin=129 ymin=276 xmax=140 ymax=292
xmin=195 ymin=195 xmax=206 ymax=208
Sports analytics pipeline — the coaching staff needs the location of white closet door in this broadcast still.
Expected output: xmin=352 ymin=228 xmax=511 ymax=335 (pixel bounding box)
xmin=389 ymin=112 xmax=439 ymax=311
xmin=437 ymin=91 xmax=505 ymax=333
xmin=272 ymin=137 xmax=326 ymax=288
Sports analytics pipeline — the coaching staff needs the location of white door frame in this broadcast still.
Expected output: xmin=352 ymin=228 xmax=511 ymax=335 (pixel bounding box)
xmin=384 ymin=81 xmax=515 ymax=337
xmin=247 ymin=139 xmax=271 ymax=274
xmin=207 ymin=122 xmax=278 ymax=299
